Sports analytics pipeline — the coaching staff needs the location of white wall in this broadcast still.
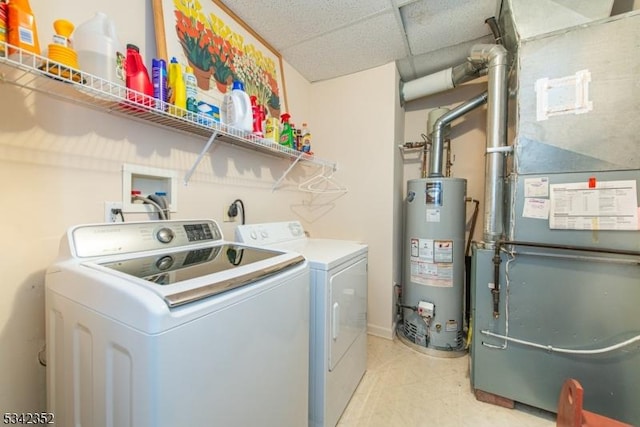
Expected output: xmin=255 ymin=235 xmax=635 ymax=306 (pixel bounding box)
xmin=308 ymin=63 xmax=401 ymax=339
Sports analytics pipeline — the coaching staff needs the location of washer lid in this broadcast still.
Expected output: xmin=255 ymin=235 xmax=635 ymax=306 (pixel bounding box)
xmin=95 ymin=243 xmax=305 ymax=307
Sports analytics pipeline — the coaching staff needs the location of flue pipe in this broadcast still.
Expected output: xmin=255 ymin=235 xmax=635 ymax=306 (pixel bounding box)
xmin=469 ymin=44 xmax=508 ymax=243
xmin=429 ymin=92 xmax=488 ymax=178
xmin=400 ymin=61 xmax=484 ymax=104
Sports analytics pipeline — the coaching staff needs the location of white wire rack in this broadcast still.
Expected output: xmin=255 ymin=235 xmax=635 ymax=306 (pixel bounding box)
xmin=0 ymin=42 xmax=337 ymax=185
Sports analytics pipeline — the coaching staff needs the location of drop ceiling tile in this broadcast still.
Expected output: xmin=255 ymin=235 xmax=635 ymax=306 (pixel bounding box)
xmin=401 ymin=0 xmax=496 ymax=55
xmin=282 ymin=11 xmax=407 ymax=82
xmin=220 ymin=0 xmax=394 ymax=51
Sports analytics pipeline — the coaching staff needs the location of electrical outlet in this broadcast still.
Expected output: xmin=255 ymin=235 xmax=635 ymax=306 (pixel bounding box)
xmin=223 ymin=206 xmax=236 ymax=222
xmin=104 ymin=201 xmax=124 ymax=223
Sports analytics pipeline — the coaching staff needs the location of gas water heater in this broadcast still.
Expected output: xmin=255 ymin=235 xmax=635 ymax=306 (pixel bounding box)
xmin=401 ymin=177 xmax=466 ymax=355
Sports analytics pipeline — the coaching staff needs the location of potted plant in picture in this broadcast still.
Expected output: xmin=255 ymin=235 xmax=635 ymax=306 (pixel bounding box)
xmin=210 ymin=35 xmax=234 ymax=93
xmin=174 ymin=8 xmax=214 ymax=90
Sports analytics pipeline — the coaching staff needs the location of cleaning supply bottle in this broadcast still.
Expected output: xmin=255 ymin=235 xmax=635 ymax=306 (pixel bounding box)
xmin=221 ymin=80 xmax=252 ymax=133
xmin=250 ymin=95 xmax=265 ymax=137
xmin=125 ymin=43 xmax=153 ymax=106
xmin=167 ymin=57 xmax=186 ymax=115
xmin=300 ymin=122 xmax=312 ymax=153
xmin=265 ymin=116 xmax=279 ymax=143
xmin=152 ymin=58 xmax=167 ymax=110
xmin=7 ymin=0 xmax=40 ymax=56
xmin=184 ymin=65 xmax=198 ymax=114
xmin=73 ymin=12 xmax=124 ymax=86
xmin=279 ymin=113 xmax=295 ymax=148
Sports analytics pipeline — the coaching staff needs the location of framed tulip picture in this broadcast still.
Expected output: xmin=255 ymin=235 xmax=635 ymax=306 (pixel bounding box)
xmin=152 ymin=0 xmax=287 ymax=118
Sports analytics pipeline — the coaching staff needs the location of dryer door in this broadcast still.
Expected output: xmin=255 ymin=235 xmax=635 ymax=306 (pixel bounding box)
xmin=329 ymin=257 xmax=367 ymax=371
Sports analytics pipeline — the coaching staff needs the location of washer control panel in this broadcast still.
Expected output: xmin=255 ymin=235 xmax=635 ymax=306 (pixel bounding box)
xmin=235 ymin=221 xmax=306 ymax=245
xmin=70 ymin=219 xmax=223 ymax=258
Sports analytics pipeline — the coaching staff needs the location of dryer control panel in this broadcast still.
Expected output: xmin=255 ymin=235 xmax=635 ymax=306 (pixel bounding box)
xmin=70 ymin=219 xmax=223 ymax=258
xmin=235 ymin=221 xmax=305 ymax=245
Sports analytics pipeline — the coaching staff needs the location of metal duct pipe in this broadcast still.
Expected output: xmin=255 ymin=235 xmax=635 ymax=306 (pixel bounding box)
xmin=429 ymin=92 xmax=488 ymax=178
xmin=400 ymin=61 xmax=484 ymax=104
xmin=468 ymin=44 xmax=508 ymax=243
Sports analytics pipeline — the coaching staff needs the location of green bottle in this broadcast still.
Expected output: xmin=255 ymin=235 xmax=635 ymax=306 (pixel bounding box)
xmin=279 ymin=113 xmax=295 ymax=148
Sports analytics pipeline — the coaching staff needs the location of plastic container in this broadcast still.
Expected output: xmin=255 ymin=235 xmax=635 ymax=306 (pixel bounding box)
xmin=7 ymin=0 xmax=40 ymax=56
xmin=73 ymin=12 xmax=124 ymax=86
xmin=184 ymin=65 xmax=198 ymax=114
xmin=167 ymin=57 xmax=186 ymax=115
xmin=265 ymin=117 xmax=279 ymax=142
xmin=125 ymin=43 xmax=153 ymax=105
xmin=221 ymin=80 xmax=252 ymax=132
xmin=300 ymin=122 xmax=312 ymax=153
xmin=279 ymin=113 xmax=295 ymax=148
xmin=152 ymin=58 xmax=167 ymax=109
xmin=250 ymin=95 xmax=265 ymax=136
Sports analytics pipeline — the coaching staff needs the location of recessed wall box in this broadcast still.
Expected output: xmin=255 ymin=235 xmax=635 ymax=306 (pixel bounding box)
xmin=122 ymin=164 xmax=178 ymax=215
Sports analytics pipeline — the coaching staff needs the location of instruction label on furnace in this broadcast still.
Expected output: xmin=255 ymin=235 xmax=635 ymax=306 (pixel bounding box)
xmin=409 ymin=238 xmax=453 ymax=287
xmin=549 ymin=180 xmax=638 ymax=230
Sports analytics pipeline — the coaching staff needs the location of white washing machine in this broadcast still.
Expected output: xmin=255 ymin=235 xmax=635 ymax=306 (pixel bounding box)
xmin=236 ymin=221 xmax=368 ymax=427
xmin=45 ymin=219 xmax=310 ymax=427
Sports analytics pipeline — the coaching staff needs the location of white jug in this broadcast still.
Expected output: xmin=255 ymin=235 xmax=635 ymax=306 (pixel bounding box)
xmin=74 ymin=12 xmax=124 ymax=88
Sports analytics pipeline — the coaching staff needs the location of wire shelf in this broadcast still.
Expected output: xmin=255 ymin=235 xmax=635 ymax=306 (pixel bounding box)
xmin=0 ymin=43 xmax=337 ymax=182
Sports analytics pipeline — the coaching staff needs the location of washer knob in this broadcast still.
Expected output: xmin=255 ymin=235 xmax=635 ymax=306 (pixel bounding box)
xmin=155 ymin=255 xmax=174 ymax=270
xmin=156 ymin=227 xmax=175 ymax=243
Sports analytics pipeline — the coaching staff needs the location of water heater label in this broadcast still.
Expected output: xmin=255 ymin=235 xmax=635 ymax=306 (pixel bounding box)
xmin=426 ymin=209 xmax=441 ymax=222
xmin=410 ymin=237 xmax=453 ymax=287
xmin=434 ymin=240 xmax=453 ymax=263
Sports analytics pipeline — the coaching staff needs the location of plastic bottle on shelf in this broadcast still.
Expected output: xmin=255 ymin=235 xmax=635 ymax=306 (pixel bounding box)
xmin=264 ymin=116 xmax=279 ymax=143
xmin=124 ymin=43 xmax=153 ymax=105
xmin=167 ymin=57 xmax=186 ymax=115
xmin=7 ymin=0 xmax=40 ymax=57
xmin=184 ymin=65 xmax=198 ymax=114
xmin=279 ymin=113 xmax=295 ymax=148
xmin=152 ymin=58 xmax=167 ymax=109
xmin=221 ymin=80 xmax=252 ymax=133
xmin=73 ymin=12 xmax=124 ymax=86
xmin=250 ymin=95 xmax=265 ymax=137
xmin=300 ymin=122 xmax=312 ymax=153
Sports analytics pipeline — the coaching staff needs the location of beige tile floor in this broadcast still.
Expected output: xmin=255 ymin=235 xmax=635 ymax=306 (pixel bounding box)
xmin=337 ymin=334 xmax=557 ymax=427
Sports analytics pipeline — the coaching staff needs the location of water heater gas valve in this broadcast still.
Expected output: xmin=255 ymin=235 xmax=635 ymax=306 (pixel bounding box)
xmin=418 ymin=301 xmax=435 ymax=318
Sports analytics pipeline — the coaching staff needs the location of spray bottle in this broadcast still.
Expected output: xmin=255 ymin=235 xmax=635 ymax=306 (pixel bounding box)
xmin=279 ymin=113 xmax=295 ymax=148
xmin=250 ymin=95 xmax=265 ymax=137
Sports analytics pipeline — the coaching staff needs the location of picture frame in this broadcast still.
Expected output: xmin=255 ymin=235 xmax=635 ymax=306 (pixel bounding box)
xmin=152 ymin=0 xmax=287 ymax=118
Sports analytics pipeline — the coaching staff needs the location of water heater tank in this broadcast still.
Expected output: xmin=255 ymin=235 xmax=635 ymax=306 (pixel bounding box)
xmin=401 ymin=177 xmax=466 ymax=355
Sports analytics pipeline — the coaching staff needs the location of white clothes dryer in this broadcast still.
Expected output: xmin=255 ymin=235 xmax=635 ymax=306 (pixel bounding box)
xmin=236 ymin=221 xmax=368 ymax=427
xmin=45 ymin=219 xmax=309 ymax=427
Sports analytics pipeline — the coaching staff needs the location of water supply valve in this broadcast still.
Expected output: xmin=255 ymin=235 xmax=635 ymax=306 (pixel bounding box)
xmin=417 ymin=301 xmax=435 ymax=319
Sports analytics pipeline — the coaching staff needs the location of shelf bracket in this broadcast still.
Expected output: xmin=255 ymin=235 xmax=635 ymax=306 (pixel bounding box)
xmin=272 ymin=152 xmax=305 ymax=191
xmin=184 ymin=131 xmax=219 ymax=185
